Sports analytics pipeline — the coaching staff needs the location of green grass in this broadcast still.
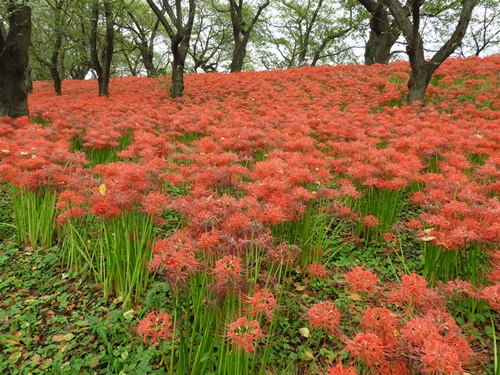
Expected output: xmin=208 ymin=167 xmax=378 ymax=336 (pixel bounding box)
xmin=0 ymin=183 xmax=497 ymax=374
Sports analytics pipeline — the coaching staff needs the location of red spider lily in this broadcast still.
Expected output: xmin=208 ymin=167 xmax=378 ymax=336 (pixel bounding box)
xmin=55 ymin=206 xmax=86 ymax=225
xmin=117 ymin=129 xmax=172 ymax=161
xmin=227 ymin=316 xmax=262 ymax=353
xmin=222 ymin=212 xmax=252 ymax=235
xmin=84 ymin=162 xmax=168 ymax=219
xmin=389 ymin=273 xmax=428 ymax=305
xmin=489 ymin=269 xmax=500 ymax=283
xmin=257 ymin=204 xmax=286 ymax=226
xmin=197 ymin=229 xmax=221 ymax=254
xmin=407 ymin=219 xmax=423 ymax=229
xmin=307 ymin=300 xmax=340 ymax=335
xmin=412 ymin=168 xmax=498 ymax=249
xmin=479 ymin=284 xmax=500 ymax=310
xmin=390 ymin=360 xmax=412 ymax=375
xmin=361 ymin=307 xmax=399 ymax=347
xmin=362 ymin=215 xmax=379 ymax=228
xmin=0 ymin=128 xmax=87 ymax=191
xmin=344 ymin=265 xmax=378 ymax=296
xmin=143 ymin=191 xmax=168 ymax=216
xmin=345 ymin=332 xmax=391 ymax=369
xmin=10 ymin=54 xmax=500 ymax=373
xmin=421 ymin=339 xmax=464 ymax=375
xmin=334 ymin=205 xmax=358 ymax=220
xmin=402 ymin=310 xmax=473 ymax=368
xmin=150 ymin=230 xmax=199 ymax=289
xmin=382 ymin=232 xmax=397 ymax=244
xmin=170 ymin=195 xmax=275 ymax=257
xmin=441 ymin=279 xmax=475 ymax=298
xmin=244 ymin=288 xmax=276 ymax=319
xmin=325 ymin=362 xmax=357 ymax=375
xmin=91 ymin=197 xmax=122 ymax=219
xmin=267 ymin=242 xmax=301 ymax=266
xmin=211 ymin=255 xmax=244 ymax=297
xmin=307 ymin=263 xmax=328 ymax=278
xmin=135 ymin=311 xmax=172 ymax=345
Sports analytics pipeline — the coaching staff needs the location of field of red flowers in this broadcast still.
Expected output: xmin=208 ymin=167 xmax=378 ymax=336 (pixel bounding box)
xmin=1 ymin=55 xmax=500 ymax=374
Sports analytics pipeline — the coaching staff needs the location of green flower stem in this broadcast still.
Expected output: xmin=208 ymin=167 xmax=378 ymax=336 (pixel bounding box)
xmin=491 ymin=314 xmax=498 ymax=375
xmin=10 ymin=185 xmax=56 ymax=248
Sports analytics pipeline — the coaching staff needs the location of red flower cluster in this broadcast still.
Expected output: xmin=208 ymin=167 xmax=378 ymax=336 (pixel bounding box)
xmin=361 ymin=307 xmax=399 ymax=348
xmin=227 ymin=316 xmax=262 ymax=353
xmin=345 ymin=332 xmax=392 ymax=369
xmin=211 ymin=255 xmax=244 ymax=297
xmin=135 ymin=311 xmax=172 ymax=345
xmin=307 ymin=300 xmax=341 ymax=335
xmin=389 ymin=273 xmax=429 ymax=308
xmin=244 ymin=288 xmax=277 ymax=319
xmin=402 ymin=310 xmax=473 ymax=374
xmin=149 ymin=229 xmax=198 ymax=289
xmin=325 ymin=362 xmax=357 ymax=375
xmin=307 ymin=263 xmax=328 ymax=278
xmin=344 ymin=265 xmax=378 ymax=296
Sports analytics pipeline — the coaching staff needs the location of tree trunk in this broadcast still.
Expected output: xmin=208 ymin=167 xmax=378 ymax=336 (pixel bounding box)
xmin=0 ymin=1 xmax=31 ymax=118
xmin=359 ymin=0 xmax=399 ymax=65
xmin=140 ymin=43 xmax=157 ymax=78
xmin=50 ymin=67 xmax=63 ymax=95
xmin=230 ymin=44 xmax=247 ymax=73
xmin=48 ymin=0 xmax=65 ymax=95
xmin=90 ymin=0 xmax=114 ymax=97
xmin=143 ymin=52 xmax=157 ymax=77
xmin=170 ymin=34 xmax=189 ymax=98
xmin=228 ymin=0 xmax=269 ymax=73
xmin=382 ymin=0 xmax=477 ymax=105
xmin=101 ymin=0 xmax=113 ymax=96
xmin=170 ymin=57 xmax=184 ymax=98
xmin=365 ymin=25 xmax=397 ymax=64
xmin=407 ymin=68 xmax=432 ymax=104
xmin=0 ymin=55 xmax=30 ymax=118
xmin=127 ymin=11 xmax=159 ymax=78
xmin=144 ymin=19 xmax=159 ymax=78
xmin=145 ymin=0 xmax=195 ymax=98
xmin=26 ymin=68 xmax=33 ymax=94
xmin=50 ymin=33 xmax=63 ymax=95
xmin=90 ymin=2 xmax=103 ymax=91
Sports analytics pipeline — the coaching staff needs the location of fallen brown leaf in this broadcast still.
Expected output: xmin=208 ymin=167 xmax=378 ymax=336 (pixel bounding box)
xmin=31 ymin=353 xmax=42 ymax=365
xmin=52 ymin=333 xmax=74 ymax=343
xmin=89 ymin=356 xmax=100 ymax=368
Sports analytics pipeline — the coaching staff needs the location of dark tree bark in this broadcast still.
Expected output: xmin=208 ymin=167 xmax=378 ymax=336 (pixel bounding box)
xmin=0 ymin=1 xmax=31 ymax=118
xmin=50 ymin=41 xmax=63 ymax=95
xmin=359 ymin=0 xmax=400 ymax=65
xmin=44 ymin=0 xmax=66 ymax=94
xmin=228 ymin=0 xmax=270 ymax=72
xmin=90 ymin=0 xmax=114 ymax=97
xmin=146 ymin=0 xmax=196 ymax=98
xmin=383 ymin=0 xmax=478 ymax=104
xmin=26 ymin=68 xmax=33 ymax=94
